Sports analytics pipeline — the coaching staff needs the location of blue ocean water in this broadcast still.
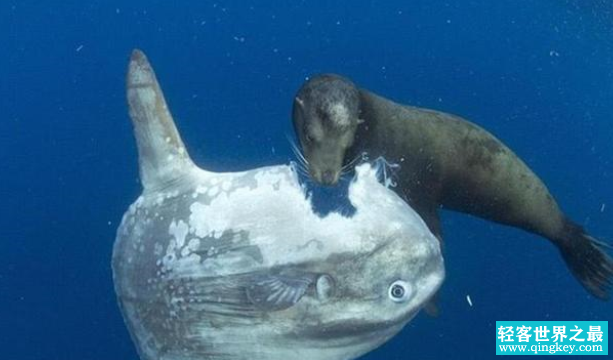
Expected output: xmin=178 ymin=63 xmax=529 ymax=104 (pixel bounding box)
xmin=1 ymin=0 xmax=611 ymax=359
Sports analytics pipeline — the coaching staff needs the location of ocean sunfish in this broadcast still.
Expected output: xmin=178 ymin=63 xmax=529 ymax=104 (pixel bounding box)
xmin=112 ymin=50 xmax=444 ymax=360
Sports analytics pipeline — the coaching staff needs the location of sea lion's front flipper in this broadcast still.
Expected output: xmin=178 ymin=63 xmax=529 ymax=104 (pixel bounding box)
xmin=246 ymin=274 xmax=315 ymax=311
xmin=423 ymin=294 xmax=440 ymax=317
xmin=127 ymin=49 xmax=195 ymax=190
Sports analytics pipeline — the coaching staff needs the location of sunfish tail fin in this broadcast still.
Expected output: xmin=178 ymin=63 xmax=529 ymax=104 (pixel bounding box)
xmin=127 ymin=49 xmax=195 ymax=191
xmin=558 ymin=220 xmax=612 ymax=300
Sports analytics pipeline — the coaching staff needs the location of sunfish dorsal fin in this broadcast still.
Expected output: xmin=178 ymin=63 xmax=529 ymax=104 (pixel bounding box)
xmin=127 ymin=49 xmax=195 ymax=191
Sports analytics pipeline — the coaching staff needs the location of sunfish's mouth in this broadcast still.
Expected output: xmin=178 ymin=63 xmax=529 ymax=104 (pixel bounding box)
xmin=290 ymin=305 xmax=420 ymax=344
xmin=308 ymin=322 xmax=399 ymax=339
xmin=286 ymin=316 xmax=411 ymax=346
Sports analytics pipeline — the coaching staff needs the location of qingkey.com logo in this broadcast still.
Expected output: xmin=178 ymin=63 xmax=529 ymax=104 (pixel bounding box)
xmin=496 ymin=321 xmax=608 ymax=355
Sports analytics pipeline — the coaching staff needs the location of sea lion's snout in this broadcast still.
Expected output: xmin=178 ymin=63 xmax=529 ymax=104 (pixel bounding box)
xmin=305 ymin=144 xmax=345 ymax=186
xmin=321 ymin=170 xmax=339 ymax=185
xmin=311 ymin=167 xmax=341 ymax=186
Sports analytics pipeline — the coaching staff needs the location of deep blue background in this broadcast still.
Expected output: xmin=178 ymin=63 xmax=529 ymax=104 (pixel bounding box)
xmin=1 ymin=1 xmax=611 ymax=359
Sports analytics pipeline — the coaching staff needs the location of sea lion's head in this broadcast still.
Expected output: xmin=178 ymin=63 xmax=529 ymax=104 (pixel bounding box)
xmin=293 ymin=74 xmax=361 ymax=185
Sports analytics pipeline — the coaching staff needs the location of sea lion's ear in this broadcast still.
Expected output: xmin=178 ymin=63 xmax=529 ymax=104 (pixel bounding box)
xmin=246 ymin=274 xmax=314 ymax=311
xmin=295 ymin=96 xmax=305 ymax=109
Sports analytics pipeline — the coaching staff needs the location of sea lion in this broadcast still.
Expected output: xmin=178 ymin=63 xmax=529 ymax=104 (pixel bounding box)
xmin=112 ymin=51 xmax=444 ymax=360
xmin=292 ymin=73 xmax=612 ymax=300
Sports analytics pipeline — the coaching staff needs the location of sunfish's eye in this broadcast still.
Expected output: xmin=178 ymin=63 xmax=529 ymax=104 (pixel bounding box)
xmin=388 ymin=280 xmax=413 ymax=303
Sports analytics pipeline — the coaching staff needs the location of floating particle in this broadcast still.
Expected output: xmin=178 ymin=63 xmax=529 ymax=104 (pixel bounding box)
xmin=466 ymin=294 xmax=473 ymax=307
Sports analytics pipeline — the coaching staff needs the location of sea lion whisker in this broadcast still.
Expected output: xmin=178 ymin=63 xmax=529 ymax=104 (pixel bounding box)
xmin=343 ymin=152 xmax=367 ymax=170
xmin=291 ymin=148 xmax=308 ymax=168
xmin=286 ymin=134 xmax=310 ymax=167
xmin=297 ymin=166 xmax=310 ymax=178
xmin=290 ymin=159 xmax=310 ymax=177
xmin=294 ymin=149 xmax=309 ymax=167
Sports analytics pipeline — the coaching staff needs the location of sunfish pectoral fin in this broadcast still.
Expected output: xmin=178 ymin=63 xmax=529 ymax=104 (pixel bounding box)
xmin=245 ymin=274 xmax=315 ymax=311
xmin=127 ymin=49 xmax=195 ymax=191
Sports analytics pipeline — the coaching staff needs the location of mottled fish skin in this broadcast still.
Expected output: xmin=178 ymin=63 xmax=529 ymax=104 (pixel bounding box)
xmin=112 ymin=50 xmax=445 ymax=360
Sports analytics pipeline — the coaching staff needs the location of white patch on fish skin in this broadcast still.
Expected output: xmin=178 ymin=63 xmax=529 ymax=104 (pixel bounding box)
xmin=187 ymin=238 xmax=200 ymax=251
xmin=182 ymin=164 xmax=436 ymax=273
xmin=134 ymin=195 xmax=145 ymax=209
xmin=208 ymin=186 xmax=220 ymax=197
xmin=154 ymin=243 xmax=163 ymax=256
xmin=169 ymin=220 xmax=189 ymax=248
xmin=189 ymin=197 xmax=232 ymax=239
xmin=208 ymin=246 xmax=218 ymax=256
xmin=180 ymin=246 xmax=190 ymax=257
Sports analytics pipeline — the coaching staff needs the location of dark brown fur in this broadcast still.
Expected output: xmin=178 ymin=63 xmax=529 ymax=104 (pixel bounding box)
xmin=293 ymin=75 xmax=613 ymax=300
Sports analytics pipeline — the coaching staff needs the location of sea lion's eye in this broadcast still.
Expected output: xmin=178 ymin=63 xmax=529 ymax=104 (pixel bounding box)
xmin=388 ymin=280 xmax=412 ymax=303
xmin=316 ymin=108 xmax=330 ymax=123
